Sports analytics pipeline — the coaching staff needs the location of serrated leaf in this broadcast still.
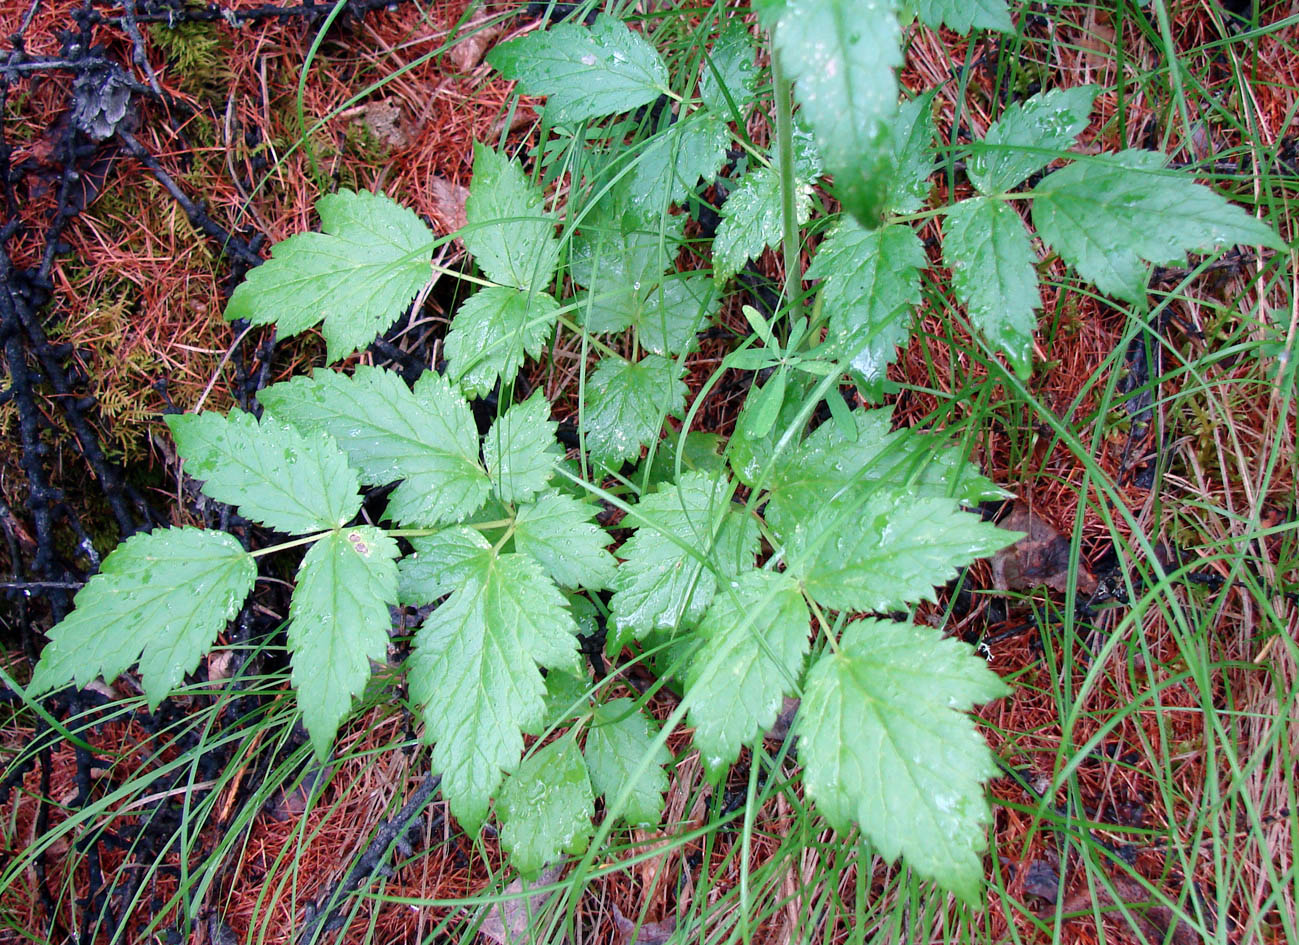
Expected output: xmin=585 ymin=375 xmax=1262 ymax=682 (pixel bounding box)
xmin=497 ymin=739 xmax=594 ymax=878
xmin=512 ymin=492 xmax=617 ymax=590
xmin=570 ymin=201 xmax=683 ymax=310
xmin=29 ymin=528 xmax=255 ymax=706
xmin=801 ymin=619 xmax=1008 ymax=900
xmin=887 ymin=92 xmax=937 ymax=213
xmin=638 ymin=274 xmax=717 ymax=356
xmin=764 ymin=407 xmax=1006 ymax=537
xmin=968 ymin=86 xmax=1098 ymax=194
xmin=446 ymin=286 xmax=561 ymax=397
xmin=259 ymin=366 xmax=489 ymax=528
xmin=943 ymin=197 xmax=1040 ymax=378
xmin=541 ymin=667 xmax=591 ymax=730
xmin=643 ymin=432 xmax=727 ymax=487
xmin=609 ymin=471 xmax=759 ymax=641
xmin=224 ymin=189 xmax=434 ymax=362
xmin=726 ymin=370 xmax=815 ymax=487
xmin=166 ymin=410 xmax=360 ymax=534
xmin=288 ymin=527 xmax=399 ymax=758
xmin=685 ymin=570 xmax=809 ymax=777
xmin=808 ymin=222 xmax=924 ymax=387
xmin=486 ymin=13 xmax=668 ymax=123
xmin=785 ymin=488 xmax=1013 ymax=613
xmin=585 ymin=698 xmax=670 ymax=826
xmin=484 ymin=392 xmax=560 ymax=505
xmin=912 ymin=0 xmax=1012 ymax=34
xmin=463 ymin=143 xmax=560 ymax=292
xmin=713 ymin=164 xmax=812 ymax=282
xmin=1031 ymin=149 xmax=1285 ymax=303
xmin=700 ymin=23 xmax=758 ymax=115
xmin=410 ymin=550 xmax=580 ymax=828
xmin=775 ymin=0 xmax=903 ymax=226
xmin=629 ymin=112 xmax=731 ymax=215
xmin=398 ymin=527 xmax=493 ymax=605
xmin=584 ymin=355 xmax=688 ymax=467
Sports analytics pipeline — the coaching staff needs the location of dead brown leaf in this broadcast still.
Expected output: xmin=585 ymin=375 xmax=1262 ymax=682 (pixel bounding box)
xmin=429 ymin=176 xmax=470 ymax=234
xmin=992 ymin=502 xmax=1097 ymax=595
xmin=478 ymin=865 xmax=565 ymax=945
xmin=449 ymin=23 xmax=503 ymax=73
xmin=612 ymin=903 xmax=676 ymax=945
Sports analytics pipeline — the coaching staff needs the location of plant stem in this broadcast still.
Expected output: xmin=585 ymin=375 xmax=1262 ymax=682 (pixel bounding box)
xmin=771 ymin=49 xmax=803 ymax=326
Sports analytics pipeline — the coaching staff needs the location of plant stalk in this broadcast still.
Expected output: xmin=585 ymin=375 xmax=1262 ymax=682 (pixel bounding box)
xmin=770 ymin=49 xmax=803 ymax=325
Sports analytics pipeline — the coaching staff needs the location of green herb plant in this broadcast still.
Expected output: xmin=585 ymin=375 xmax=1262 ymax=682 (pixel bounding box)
xmin=26 ymin=0 xmax=1284 ymax=903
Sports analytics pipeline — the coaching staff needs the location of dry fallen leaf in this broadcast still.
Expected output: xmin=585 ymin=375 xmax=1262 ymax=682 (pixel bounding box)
xmin=478 ymin=864 xmax=565 ymax=945
xmin=992 ymin=502 xmax=1097 ymax=595
xmin=430 ymin=176 xmax=470 ymax=234
xmin=449 ymin=23 xmax=503 ymax=73
xmin=612 ymin=903 xmax=676 ymax=945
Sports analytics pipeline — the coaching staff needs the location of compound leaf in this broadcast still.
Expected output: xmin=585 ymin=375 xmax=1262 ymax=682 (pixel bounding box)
xmin=447 ymin=286 xmax=561 ymax=397
xmin=497 ymin=739 xmax=594 ymax=879
xmin=775 ymin=0 xmax=902 ymax=226
xmin=700 ymin=22 xmax=759 ymax=115
xmin=398 ymin=527 xmax=494 ymax=605
xmin=685 ymin=569 xmax=809 ymax=778
xmin=464 ymin=143 xmax=560 ymax=292
xmin=166 ymin=410 xmax=360 ymax=534
xmin=259 ymin=366 xmax=489 ymax=528
xmin=801 ymin=619 xmax=1008 ymax=900
xmin=785 ymin=488 xmax=1014 ymax=613
xmin=585 ymin=698 xmax=670 ymax=826
xmin=764 ymin=407 xmax=1005 ymax=537
xmin=410 ymin=549 xmax=580 ymax=829
xmin=609 ymin=471 xmax=759 ymax=642
xmin=968 ymin=86 xmax=1097 ymax=194
xmin=484 ymin=391 xmax=560 ymax=506
xmin=512 ymin=492 xmax=618 ymax=590
xmin=29 ymin=528 xmax=255 ymax=707
xmin=887 ymin=92 xmax=938 ymax=214
xmin=630 ymin=112 xmax=731 ymax=215
xmin=584 ymin=355 xmax=688 ymax=467
xmin=224 ymin=189 xmax=434 ymax=362
xmin=808 ymin=221 xmax=924 ymax=388
xmin=713 ymin=164 xmax=812 ymax=282
xmin=487 ymin=13 xmax=668 ymax=124
xmin=943 ymin=197 xmax=1040 ymax=378
xmin=288 ymin=526 xmax=399 ymax=758
xmin=913 ymin=0 xmax=1012 ymax=34
xmin=1031 ymin=149 xmax=1285 ymax=303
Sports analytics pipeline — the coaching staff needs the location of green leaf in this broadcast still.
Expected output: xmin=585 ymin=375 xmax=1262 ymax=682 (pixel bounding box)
xmin=166 ymin=409 xmax=360 ymax=534
xmin=643 ymin=432 xmax=727 ymax=487
xmin=259 ymin=366 xmax=489 ymax=528
xmin=446 ymin=286 xmax=561 ymax=397
xmin=570 ymin=201 xmax=682 ymax=312
xmin=463 ymin=143 xmax=560 ymax=292
xmin=800 ymin=619 xmax=1008 ymax=900
xmin=398 ymin=527 xmax=494 ymax=605
xmin=637 ymin=275 xmax=717 ymax=357
xmin=29 ymin=528 xmax=255 ymax=707
xmin=700 ymin=22 xmax=759 ymax=115
xmin=609 ymin=471 xmax=759 ymax=641
xmin=887 ymin=92 xmax=937 ymax=214
xmin=629 ymin=112 xmax=731 ymax=215
xmin=1031 ymin=149 xmax=1285 ymax=304
xmin=497 ymin=739 xmax=594 ymax=878
xmin=912 ymin=0 xmax=1012 ymax=34
xmin=785 ymin=488 xmax=1013 ymax=613
xmin=968 ymin=86 xmax=1098 ymax=194
xmin=512 ymin=492 xmax=618 ymax=590
xmin=775 ymin=0 xmax=903 ymax=226
xmin=808 ymin=221 xmax=925 ymax=387
xmin=726 ymin=370 xmax=814 ymax=487
xmin=410 ymin=549 xmax=580 ymax=828
xmin=288 ymin=526 xmax=399 ymax=758
xmin=764 ymin=407 xmax=1006 ymax=536
xmin=484 ymin=391 xmax=560 ymax=505
xmin=541 ymin=665 xmax=591 ymax=729
xmin=713 ymin=164 xmax=812 ymax=282
xmin=224 ymin=189 xmax=434 ymax=362
xmin=685 ymin=569 xmax=809 ymax=777
xmin=585 ymin=698 xmax=671 ymax=826
xmin=486 ymin=13 xmax=668 ymax=124
xmin=943 ymin=197 xmax=1040 ymax=378
xmin=584 ymin=355 xmax=688 ymax=467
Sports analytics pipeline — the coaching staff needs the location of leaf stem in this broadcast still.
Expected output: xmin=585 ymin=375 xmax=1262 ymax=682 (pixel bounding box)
xmin=771 ymin=48 xmax=803 ymax=325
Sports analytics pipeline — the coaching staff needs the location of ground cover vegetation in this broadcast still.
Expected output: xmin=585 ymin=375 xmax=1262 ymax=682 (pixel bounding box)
xmin=1 ymin=0 xmax=1296 ymax=943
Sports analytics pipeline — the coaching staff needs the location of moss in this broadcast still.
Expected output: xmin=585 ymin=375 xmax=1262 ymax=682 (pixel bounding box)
xmin=147 ymin=19 xmax=233 ymax=105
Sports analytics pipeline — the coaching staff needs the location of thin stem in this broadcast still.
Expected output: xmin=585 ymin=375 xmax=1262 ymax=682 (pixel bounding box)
xmin=771 ymin=49 xmax=803 ymax=325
